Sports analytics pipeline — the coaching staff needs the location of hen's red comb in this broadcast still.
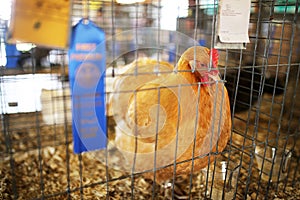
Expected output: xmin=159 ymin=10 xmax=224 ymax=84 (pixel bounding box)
xmin=209 ymin=48 xmax=218 ymax=68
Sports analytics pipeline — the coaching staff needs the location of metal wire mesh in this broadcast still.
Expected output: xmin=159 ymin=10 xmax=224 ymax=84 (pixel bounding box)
xmin=0 ymin=0 xmax=299 ymax=199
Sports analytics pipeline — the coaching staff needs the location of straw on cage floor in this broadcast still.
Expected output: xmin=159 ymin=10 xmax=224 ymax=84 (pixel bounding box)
xmin=0 ymin=108 xmax=299 ymax=200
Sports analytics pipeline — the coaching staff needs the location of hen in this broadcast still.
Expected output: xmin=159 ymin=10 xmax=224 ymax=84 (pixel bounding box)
xmin=110 ymin=46 xmax=231 ymax=183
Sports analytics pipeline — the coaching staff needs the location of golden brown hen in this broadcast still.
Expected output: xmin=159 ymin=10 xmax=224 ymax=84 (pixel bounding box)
xmin=110 ymin=46 xmax=231 ymax=183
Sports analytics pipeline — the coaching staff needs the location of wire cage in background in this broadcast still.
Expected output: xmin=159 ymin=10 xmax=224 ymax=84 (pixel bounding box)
xmin=0 ymin=0 xmax=300 ymax=199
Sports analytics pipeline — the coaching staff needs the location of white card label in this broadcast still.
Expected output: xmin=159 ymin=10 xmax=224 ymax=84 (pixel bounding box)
xmin=218 ymin=0 xmax=251 ymax=43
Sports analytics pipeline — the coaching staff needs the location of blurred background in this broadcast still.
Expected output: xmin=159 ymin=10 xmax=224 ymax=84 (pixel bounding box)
xmin=0 ymin=0 xmax=299 ymax=199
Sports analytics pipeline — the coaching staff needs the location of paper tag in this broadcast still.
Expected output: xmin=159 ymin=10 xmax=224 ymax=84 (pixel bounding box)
xmin=68 ymin=19 xmax=107 ymax=154
xmin=217 ymin=0 xmax=251 ymax=43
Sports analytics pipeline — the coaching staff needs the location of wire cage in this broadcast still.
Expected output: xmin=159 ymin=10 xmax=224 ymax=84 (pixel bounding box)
xmin=0 ymin=0 xmax=300 ymax=199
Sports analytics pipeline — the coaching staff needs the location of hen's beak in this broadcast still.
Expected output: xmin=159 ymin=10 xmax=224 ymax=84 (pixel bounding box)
xmin=189 ymin=60 xmax=219 ymax=84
